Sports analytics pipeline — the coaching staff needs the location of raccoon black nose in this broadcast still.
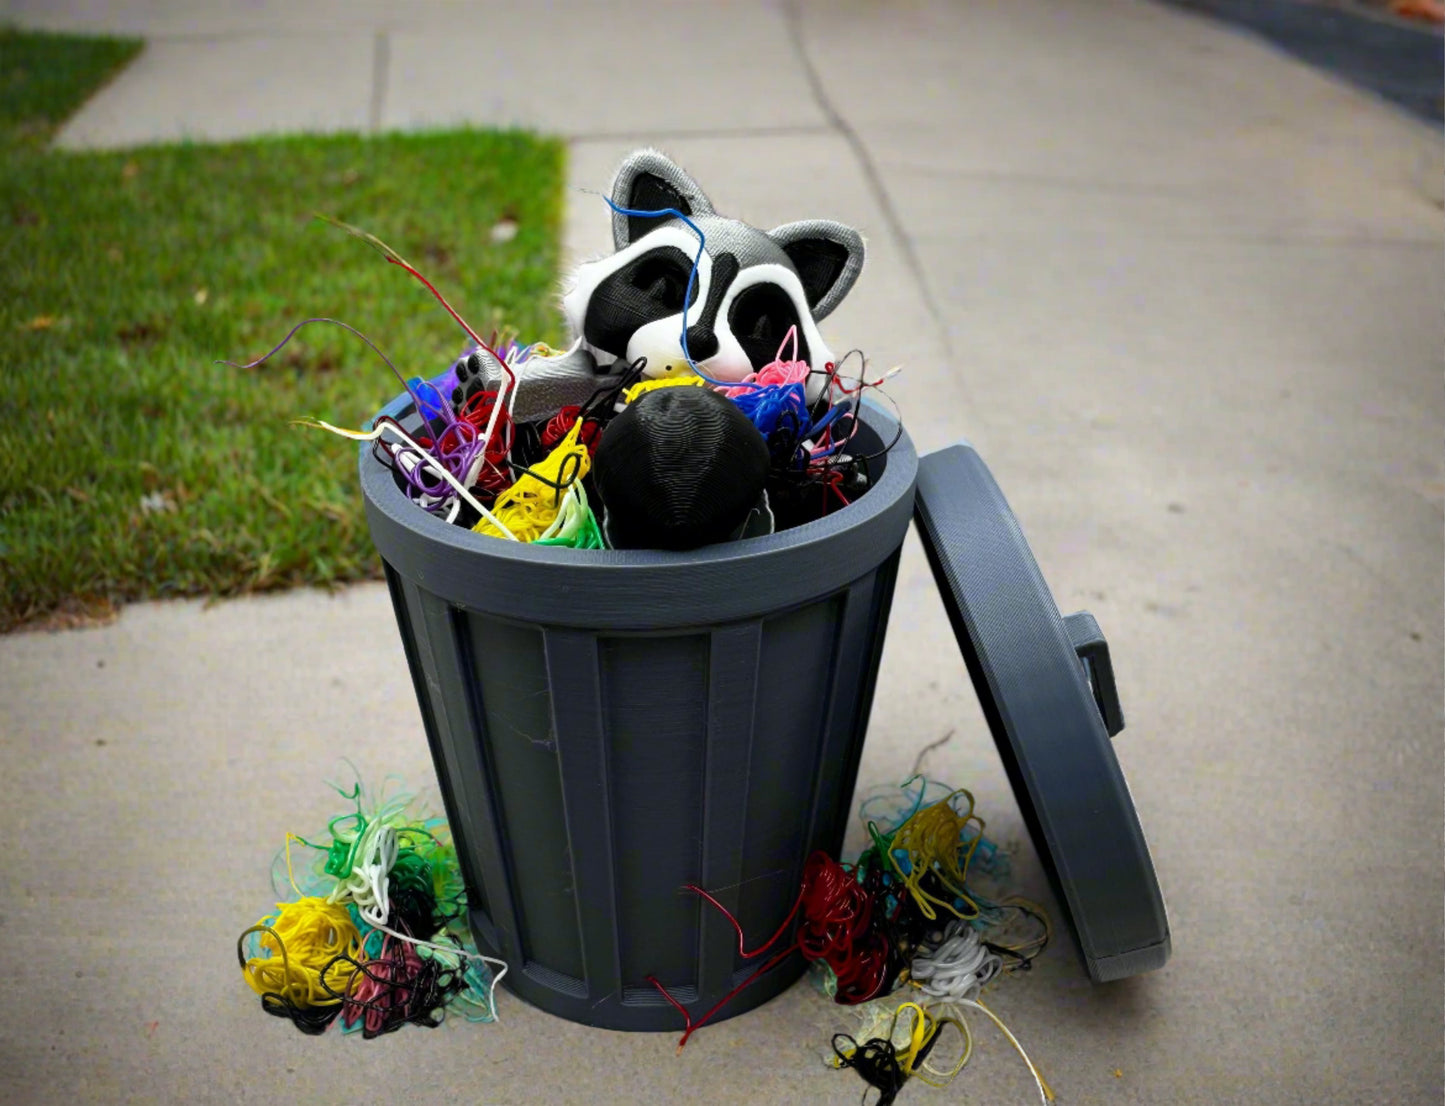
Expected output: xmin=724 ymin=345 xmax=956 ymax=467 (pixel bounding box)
xmin=684 ymin=324 xmax=718 ymax=362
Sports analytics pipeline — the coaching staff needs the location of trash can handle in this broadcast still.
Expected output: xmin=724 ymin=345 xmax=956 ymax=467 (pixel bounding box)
xmin=1062 ymin=610 xmax=1125 ymax=737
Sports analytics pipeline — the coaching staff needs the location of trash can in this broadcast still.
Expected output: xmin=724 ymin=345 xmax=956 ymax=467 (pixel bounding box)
xmin=360 ymin=393 xmax=919 ymax=1030
xmin=361 ymin=391 xmax=1171 ymax=1030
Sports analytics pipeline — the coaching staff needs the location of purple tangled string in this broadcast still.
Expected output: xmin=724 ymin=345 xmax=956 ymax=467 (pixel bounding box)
xmin=388 ymin=406 xmax=507 ymax=510
xmin=219 ymin=318 xmax=495 ymax=514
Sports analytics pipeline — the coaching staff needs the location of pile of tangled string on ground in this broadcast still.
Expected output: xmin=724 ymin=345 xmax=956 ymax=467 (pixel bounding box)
xmin=237 ymin=774 xmax=1054 ymax=1104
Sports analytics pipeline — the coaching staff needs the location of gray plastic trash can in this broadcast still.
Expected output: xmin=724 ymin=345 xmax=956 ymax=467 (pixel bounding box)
xmin=361 ymin=394 xmax=917 ymax=1030
xmin=361 ymin=393 xmax=1170 ymax=1030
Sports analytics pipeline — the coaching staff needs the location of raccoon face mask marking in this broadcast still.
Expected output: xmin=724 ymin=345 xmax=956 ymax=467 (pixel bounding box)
xmin=561 ymin=149 xmax=865 ymax=398
xmin=581 ymin=244 xmax=699 ymax=358
xmin=724 ymin=264 xmax=811 ymax=371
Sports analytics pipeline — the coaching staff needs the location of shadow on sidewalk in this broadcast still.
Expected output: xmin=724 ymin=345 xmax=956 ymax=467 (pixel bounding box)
xmin=1161 ymin=0 xmax=1443 ymax=122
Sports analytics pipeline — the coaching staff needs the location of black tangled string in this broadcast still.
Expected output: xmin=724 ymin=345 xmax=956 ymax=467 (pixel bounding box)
xmin=833 ymin=1034 xmax=907 ymax=1106
xmin=320 ymin=939 xmax=466 ymax=1039
xmin=259 ymin=991 xmax=342 ymax=1035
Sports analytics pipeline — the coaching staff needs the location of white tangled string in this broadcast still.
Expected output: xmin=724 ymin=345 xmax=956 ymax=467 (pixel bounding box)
xmin=910 ymin=919 xmax=1002 ymax=1002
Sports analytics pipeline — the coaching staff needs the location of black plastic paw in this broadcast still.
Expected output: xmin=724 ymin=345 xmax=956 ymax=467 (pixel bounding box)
xmin=451 ymin=350 xmax=500 ymax=410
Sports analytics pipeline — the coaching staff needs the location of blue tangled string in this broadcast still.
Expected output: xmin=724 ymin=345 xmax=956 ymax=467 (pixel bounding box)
xmin=731 ymin=384 xmax=848 ymax=459
xmin=600 ymin=196 xmax=763 ymax=391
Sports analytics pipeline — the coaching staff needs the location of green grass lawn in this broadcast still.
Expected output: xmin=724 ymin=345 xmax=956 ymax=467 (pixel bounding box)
xmin=0 ymin=27 xmax=141 ymax=148
xmin=0 ymin=29 xmax=566 ymax=631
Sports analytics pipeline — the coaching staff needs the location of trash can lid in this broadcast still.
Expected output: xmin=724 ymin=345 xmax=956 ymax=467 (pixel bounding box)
xmin=912 ymin=442 xmax=1170 ymax=983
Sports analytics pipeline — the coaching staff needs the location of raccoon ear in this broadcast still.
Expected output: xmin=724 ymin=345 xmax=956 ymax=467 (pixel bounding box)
xmin=768 ymin=220 xmax=866 ymax=321
xmin=609 ymin=149 xmax=715 ymax=251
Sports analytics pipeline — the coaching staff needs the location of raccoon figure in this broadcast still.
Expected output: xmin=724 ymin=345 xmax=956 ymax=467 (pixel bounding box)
xmin=566 ymin=148 xmax=865 ymax=402
xmin=456 ymin=149 xmax=866 ymax=418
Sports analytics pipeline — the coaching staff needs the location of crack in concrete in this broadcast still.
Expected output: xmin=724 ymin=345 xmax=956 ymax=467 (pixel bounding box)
xmin=781 ymin=0 xmax=954 ymax=357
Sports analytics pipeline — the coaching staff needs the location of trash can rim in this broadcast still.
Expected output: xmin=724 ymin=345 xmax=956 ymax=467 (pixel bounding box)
xmin=359 ymin=391 xmax=916 ymax=569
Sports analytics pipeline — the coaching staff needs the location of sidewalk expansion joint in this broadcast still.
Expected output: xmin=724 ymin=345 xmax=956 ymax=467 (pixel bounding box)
xmin=780 ymin=0 xmax=955 ymax=358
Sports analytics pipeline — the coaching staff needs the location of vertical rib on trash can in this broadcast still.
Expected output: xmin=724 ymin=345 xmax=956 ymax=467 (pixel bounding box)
xmin=365 ymin=402 xmax=916 ymax=1030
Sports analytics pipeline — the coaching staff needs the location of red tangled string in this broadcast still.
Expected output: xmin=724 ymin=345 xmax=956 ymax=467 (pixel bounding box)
xmin=415 ymin=388 xmax=515 ymax=500
xmin=798 ymin=853 xmax=890 ymax=1004
xmin=541 ymin=406 xmax=601 ymax=453
xmin=647 ymin=851 xmax=891 ymax=1051
xmin=454 ymin=389 xmax=514 ymax=456
xmin=331 ymin=934 xmax=462 ymax=1039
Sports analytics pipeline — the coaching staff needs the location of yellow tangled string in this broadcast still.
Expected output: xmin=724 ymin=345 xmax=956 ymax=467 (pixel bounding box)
xmin=474 ymin=422 xmax=592 ymax=542
xmin=829 ymin=1000 xmax=970 ymax=1089
xmin=940 ymin=998 xmax=1056 ymax=1102
xmin=989 ymin=896 xmax=1054 ymax=963
xmin=238 ymin=897 xmax=363 ymax=1009
xmin=831 ymin=998 xmax=1054 ymax=1102
xmin=622 ymin=374 xmax=707 ymax=404
xmin=890 ymin=1002 xmax=969 ymax=1085
xmin=886 ymin=788 xmax=988 ymax=921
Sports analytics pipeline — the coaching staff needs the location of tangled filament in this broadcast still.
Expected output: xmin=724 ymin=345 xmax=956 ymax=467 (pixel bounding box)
xmin=239 ymin=898 xmax=363 ymax=1015
xmin=329 ymin=934 xmax=464 ymax=1038
xmin=474 ymin=422 xmax=592 ymax=542
xmin=727 ymin=381 xmax=813 ymax=439
xmin=833 ymin=1033 xmax=907 ymax=1105
xmin=327 ymin=819 xmax=398 ymax=927
xmin=649 ymin=850 xmax=898 ymax=1050
xmin=416 ymin=836 xmax=465 ymax=916
xmin=841 ymin=996 xmax=964 ymax=1072
xmin=718 ymin=327 xmax=810 ymax=396
xmin=540 ymin=405 xmax=601 ymax=452
xmin=798 ymin=853 xmax=891 ymax=1005
xmin=414 ymin=936 xmax=498 ymax=1024
xmin=910 ymin=919 xmax=1001 ymax=1002
xmin=720 ymin=326 xmax=844 ymax=449
xmin=833 ymin=1001 xmax=970 ymax=1104
xmin=887 ymin=1002 xmax=966 ymax=1083
xmin=885 ymin=788 xmax=988 ymax=921
xmin=531 ymin=484 xmax=605 ymax=549
xmin=621 ymin=374 xmax=707 ymax=404
xmin=242 ymin=767 xmax=512 ymax=1042
xmin=387 ymin=845 xmax=457 ymax=937
xmin=450 ymin=387 xmax=516 ymax=487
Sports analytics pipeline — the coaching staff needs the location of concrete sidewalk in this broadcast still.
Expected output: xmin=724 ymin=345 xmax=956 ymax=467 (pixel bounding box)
xmin=2 ymin=1 xmax=1442 ymax=1103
